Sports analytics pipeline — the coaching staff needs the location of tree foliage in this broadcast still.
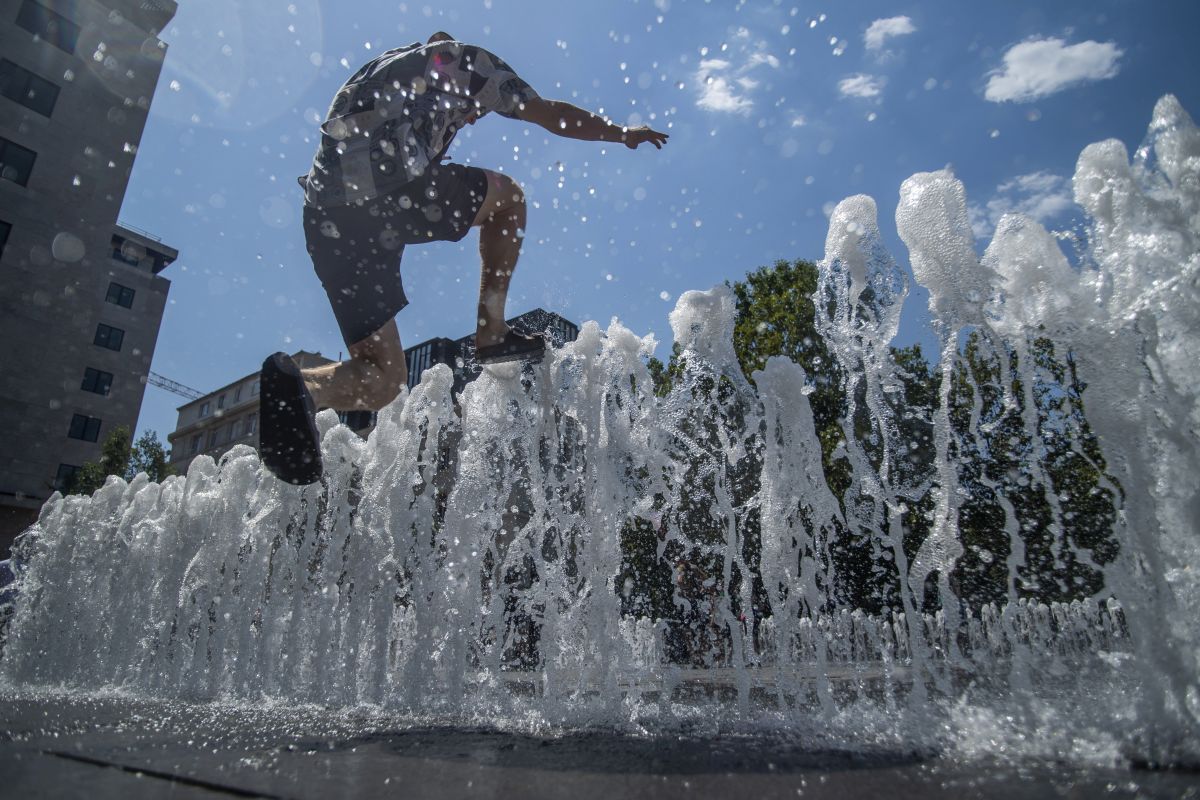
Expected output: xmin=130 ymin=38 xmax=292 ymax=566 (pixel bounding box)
xmin=948 ymin=331 xmax=1118 ymax=609
xmin=641 ymin=255 xmax=1120 ymax=619
xmin=128 ymin=430 xmax=173 ymax=483
xmin=67 ymin=427 xmax=174 ymax=496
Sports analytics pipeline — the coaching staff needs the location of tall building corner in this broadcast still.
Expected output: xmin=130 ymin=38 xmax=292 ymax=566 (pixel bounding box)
xmin=0 ymin=0 xmax=180 ymax=553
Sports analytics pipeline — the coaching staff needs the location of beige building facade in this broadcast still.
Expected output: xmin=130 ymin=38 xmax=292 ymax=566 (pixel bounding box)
xmin=167 ymin=351 xmax=334 ymax=476
xmin=166 ymin=310 xmax=579 ymax=477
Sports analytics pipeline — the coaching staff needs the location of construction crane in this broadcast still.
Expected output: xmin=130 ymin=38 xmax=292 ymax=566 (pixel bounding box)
xmin=147 ymin=371 xmax=203 ymax=401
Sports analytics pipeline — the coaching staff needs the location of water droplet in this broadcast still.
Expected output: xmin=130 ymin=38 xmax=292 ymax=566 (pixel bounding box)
xmin=51 ymin=232 xmax=86 ymax=262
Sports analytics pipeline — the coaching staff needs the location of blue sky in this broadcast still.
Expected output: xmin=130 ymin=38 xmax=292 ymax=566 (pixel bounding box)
xmin=123 ymin=0 xmax=1200 ymax=444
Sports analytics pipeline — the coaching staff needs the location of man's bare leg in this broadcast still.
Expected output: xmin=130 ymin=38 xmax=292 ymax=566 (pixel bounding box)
xmin=472 ymin=170 xmax=527 ymax=348
xmin=300 ymin=318 xmax=409 ymax=412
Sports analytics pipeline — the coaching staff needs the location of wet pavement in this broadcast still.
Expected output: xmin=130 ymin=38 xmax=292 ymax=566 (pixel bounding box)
xmin=1 ymin=691 xmax=1197 ymax=799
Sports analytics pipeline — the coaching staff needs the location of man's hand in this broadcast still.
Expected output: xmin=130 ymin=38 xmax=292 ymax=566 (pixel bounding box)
xmin=623 ymin=125 xmax=669 ymax=150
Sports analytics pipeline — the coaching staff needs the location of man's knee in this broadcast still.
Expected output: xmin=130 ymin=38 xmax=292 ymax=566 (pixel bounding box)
xmin=355 ymin=358 xmax=406 ymax=409
xmin=476 ymin=172 xmax=524 ymax=224
xmin=499 ymin=175 xmax=525 ymax=210
xmin=374 ymin=359 xmax=408 ymax=406
xmin=348 ymin=321 xmax=407 ymax=408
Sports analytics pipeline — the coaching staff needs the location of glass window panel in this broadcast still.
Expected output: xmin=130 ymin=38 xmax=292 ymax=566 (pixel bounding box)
xmin=105 ymin=282 xmax=135 ymax=308
xmin=16 ymin=1 xmax=81 ymax=54
xmin=0 ymin=138 xmax=36 ymax=187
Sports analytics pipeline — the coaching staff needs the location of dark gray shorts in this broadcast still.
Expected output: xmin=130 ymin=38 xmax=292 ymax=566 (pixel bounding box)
xmin=303 ymin=163 xmax=489 ymax=345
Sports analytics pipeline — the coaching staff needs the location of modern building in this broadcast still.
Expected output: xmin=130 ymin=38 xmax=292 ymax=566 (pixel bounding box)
xmin=0 ymin=0 xmax=179 ymax=552
xmin=411 ymin=307 xmax=580 ymax=395
xmin=166 ymin=310 xmax=580 ymax=475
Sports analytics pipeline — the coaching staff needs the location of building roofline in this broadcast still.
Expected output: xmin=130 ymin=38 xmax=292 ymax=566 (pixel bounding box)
xmin=113 ymin=222 xmax=179 ymax=273
xmin=168 ymin=310 xmax=576 ymax=414
xmin=94 ymin=0 xmax=178 ymax=36
xmin=173 ymin=350 xmax=329 ymax=412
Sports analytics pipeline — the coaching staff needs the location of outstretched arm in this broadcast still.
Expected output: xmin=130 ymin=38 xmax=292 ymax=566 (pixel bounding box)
xmin=516 ymin=97 xmax=668 ymax=149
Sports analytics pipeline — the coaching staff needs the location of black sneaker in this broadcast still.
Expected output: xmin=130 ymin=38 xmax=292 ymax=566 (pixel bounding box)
xmin=259 ymin=352 xmax=322 ymax=485
xmin=475 ymin=330 xmax=547 ymax=365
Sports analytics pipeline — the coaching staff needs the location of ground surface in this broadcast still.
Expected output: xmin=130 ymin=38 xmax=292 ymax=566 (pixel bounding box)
xmin=1 ymin=691 xmax=1197 ymax=799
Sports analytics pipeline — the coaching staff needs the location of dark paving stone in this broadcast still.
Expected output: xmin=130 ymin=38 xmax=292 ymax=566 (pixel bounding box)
xmin=1 ymin=691 xmax=1197 ymax=800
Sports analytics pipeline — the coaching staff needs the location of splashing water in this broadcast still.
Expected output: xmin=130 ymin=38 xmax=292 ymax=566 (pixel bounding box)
xmin=2 ymin=96 xmax=1197 ymax=765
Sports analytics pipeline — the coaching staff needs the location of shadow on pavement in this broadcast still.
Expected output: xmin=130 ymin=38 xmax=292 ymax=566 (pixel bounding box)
xmin=288 ymin=726 xmax=931 ymax=776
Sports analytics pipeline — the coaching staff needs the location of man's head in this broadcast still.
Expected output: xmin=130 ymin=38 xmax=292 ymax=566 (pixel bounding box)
xmin=427 ymin=31 xmax=454 ymax=44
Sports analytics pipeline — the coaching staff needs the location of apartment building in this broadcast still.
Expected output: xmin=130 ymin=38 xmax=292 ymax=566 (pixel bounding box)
xmin=0 ymin=0 xmax=179 ymax=550
xmin=167 ymin=351 xmax=334 ymax=476
xmin=167 ymin=310 xmax=580 ymax=475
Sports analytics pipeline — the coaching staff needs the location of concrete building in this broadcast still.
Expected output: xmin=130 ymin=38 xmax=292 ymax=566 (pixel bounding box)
xmin=167 ymin=351 xmax=334 ymax=477
xmin=167 ymin=310 xmax=580 ymax=475
xmin=0 ymin=0 xmax=179 ymax=552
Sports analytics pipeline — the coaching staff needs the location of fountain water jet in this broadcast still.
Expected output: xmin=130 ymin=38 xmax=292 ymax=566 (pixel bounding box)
xmin=1 ymin=95 xmax=1197 ymax=765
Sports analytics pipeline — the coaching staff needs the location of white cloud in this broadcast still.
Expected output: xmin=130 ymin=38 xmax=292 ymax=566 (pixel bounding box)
xmin=864 ymin=16 xmax=916 ymax=51
xmin=693 ymin=35 xmax=781 ymax=116
xmin=985 ymin=37 xmax=1123 ymax=103
xmin=968 ymin=171 xmax=1076 ymax=239
xmin=696 ymin=59 xmax=754 ymax=115
xmin=790 ymin=114 xmax=807 ymax=128
xmin=746 ymin=51 xmax=781 ymax=70
xmin=838 ymin=73 xmax=886 ymax=99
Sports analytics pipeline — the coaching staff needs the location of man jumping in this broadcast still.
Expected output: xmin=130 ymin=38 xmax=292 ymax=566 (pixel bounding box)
xmin=260 ymin=32 xmax=668 ymax=485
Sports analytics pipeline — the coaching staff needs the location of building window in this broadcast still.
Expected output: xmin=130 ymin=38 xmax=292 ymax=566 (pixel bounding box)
xmin=339 ymin=410 xmax=375 ymax=431
xmin=0 ymin=219 xmax=10 ymax=258
xmin=16 ymin=0 xmax=81 ymax=55
xmin=217 ymin=393 xmax=226 ymax=410
xmin=93 ymin=323 xmax=125 ymax=351
xmin=0 ymin=136 xmax=36 ymax=187
xmin=68 ymin=413 xmax=101 ymax=442
xmin=0 ymin=59 xmax=60 ymax=117
xmin=206 ymin=429 xmax=219 ymax=449
xmin=105 ymin=282 xmax=135 ymax=309
xmin=111 ymin=236 xmax=143 ymax=267
xmin=251 ymin=380 xmax=260 ymax=396
xmin=244 ymin=413 xmax=257 ymax=436
xmin=54 ymin=463 xmax=80 ymax=492
xmin=234 ymin=385 xmax=242 ymax=403
xmin=198 ymin=401 xmax=210 ymax=418
xmin=190 ymin=434 xmax=201 ymax=454
xmin=406 ymin=342 xmax=432 ymax=389
xmin=80 ymin=367 xmax=113 ymax=396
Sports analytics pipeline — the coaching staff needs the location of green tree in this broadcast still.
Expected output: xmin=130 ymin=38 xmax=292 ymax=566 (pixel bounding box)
xmin=128 ymin=429 xmax=173 ymax=483
xmin=67 ymin=425 xmax=132 ymax=495
xmin=728 ymin=260 xmax=843 ymax=452
xmin=1021 ymin=335 xmax=1119 ymax=600
xmin=649 ymin=259 xmax=845 ymax=481
xmin=647 ymin=341 xmax=683 ymax=397
xmin=643 ymin=254 xmax=1120 ymax=619
xmin=642 ymin=259 xmax=846 ymax=650
xmin=66 ymin=427 xmax=173 ymax=496
xmin=947 ymin=330 xmax=1119 ymax=608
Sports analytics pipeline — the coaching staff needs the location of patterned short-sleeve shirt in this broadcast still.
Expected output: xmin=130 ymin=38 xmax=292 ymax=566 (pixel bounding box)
xmin=301 ymin=40 xmax=539 ymax=207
